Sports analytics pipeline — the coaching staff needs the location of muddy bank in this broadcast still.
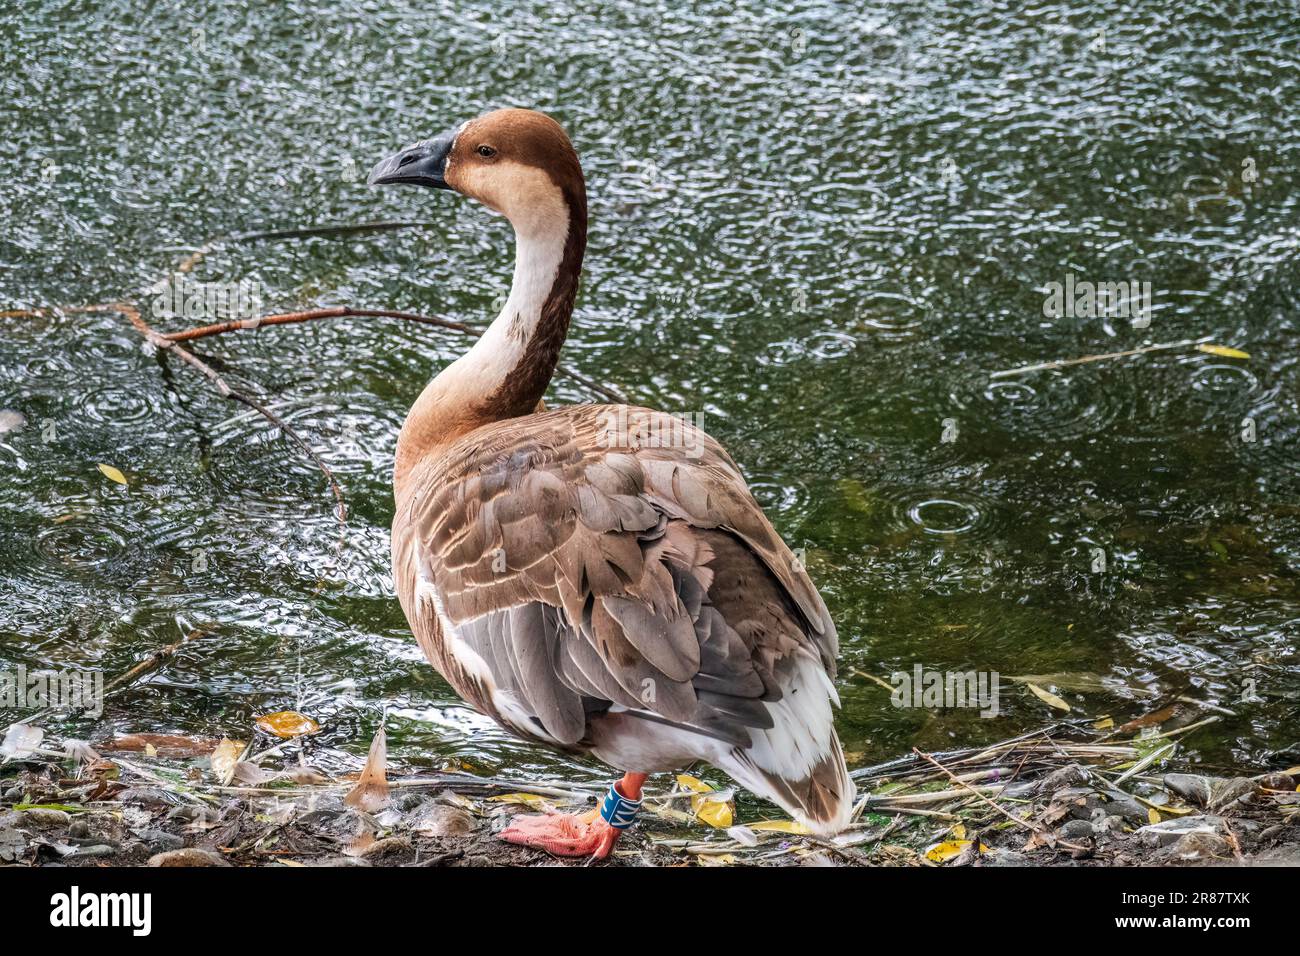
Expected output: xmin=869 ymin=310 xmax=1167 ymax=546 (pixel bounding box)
xmin=2 ymin=721 xmax=1299 ymax=867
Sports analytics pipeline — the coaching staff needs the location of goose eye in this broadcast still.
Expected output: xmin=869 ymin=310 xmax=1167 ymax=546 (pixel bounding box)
xmin=476 ymin=145 xmax=497 ymax=158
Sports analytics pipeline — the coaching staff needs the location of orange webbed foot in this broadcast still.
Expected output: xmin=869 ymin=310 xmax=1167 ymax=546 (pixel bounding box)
xmin=499 ymin=808 xmax=620 ymax=859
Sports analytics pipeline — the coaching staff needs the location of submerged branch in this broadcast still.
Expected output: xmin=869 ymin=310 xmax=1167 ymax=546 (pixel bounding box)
xmin=3 ymin=219 xmax=630 ymax=524
xmin=164 ymin=306 xmax=629 ymax=404
xmin=163 ymin=307 xmax=470 ymax=342
xmin=115 ymin=301 xmax=349 ymax=524
xmin=989 ymin=336 xmax=1215 ymax=379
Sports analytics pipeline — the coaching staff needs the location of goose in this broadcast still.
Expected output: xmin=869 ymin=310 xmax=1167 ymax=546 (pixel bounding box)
xmin=368 ymin=108 xmax=854 ymax=859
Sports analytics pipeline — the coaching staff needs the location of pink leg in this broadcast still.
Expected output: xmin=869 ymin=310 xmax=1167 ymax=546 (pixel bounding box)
xmin=500 ymin=772 xmax=648 ymax=860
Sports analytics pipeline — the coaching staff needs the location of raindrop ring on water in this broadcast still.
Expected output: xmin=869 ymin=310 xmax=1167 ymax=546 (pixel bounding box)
xmin=907 ymin=498 xmax=981 ymax=535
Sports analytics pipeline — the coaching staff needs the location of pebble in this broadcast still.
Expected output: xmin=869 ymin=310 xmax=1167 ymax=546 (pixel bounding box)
xmin=1059 ymin=819 xmax=1096 ymax=841
xmin=1136 ymin=815 xmax=1224 ymax=848
xmin=136 ymin=828 xmax=185 ymax=852
xmin=1257 ymin=773 xmax=1295 ymax=792
xmin=1163 ymin=773 xmax=1255 ymax=811
xmin=1037 ymin=764 xmax=1092 ymax=793
xmin=1155 ymin=831 xmax=1232 ymax=862
xmin=983 ymin=848 xmax=1028 ymax=867
xmin=395 ymin=791 xmax=428 ymax=812
xmin=1100 ymin=795 xmax=1148 ymax=822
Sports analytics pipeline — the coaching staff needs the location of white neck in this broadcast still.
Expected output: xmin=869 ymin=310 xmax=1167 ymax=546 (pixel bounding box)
xmin=393 ymin=182 xmax=571 ymax=497
xmin=440 ymin=222 xmax=567 ymax=395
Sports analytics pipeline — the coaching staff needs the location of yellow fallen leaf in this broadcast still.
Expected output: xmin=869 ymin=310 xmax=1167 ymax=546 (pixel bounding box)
xmin=675 ymin=774 xmax=734 ymax=828
xmin=97 ymin=463 xmax=128 ymax=486
xmin=1026 ymin=682 xmax=1072 ymax=712
xmin=694 ymin=796 xmax=733 ymax=829
xmin=1093 ymin=717 xmax=1115 ymax=730
xmin=486 ymin=792 xmax=551 ymax=809
xmin=675 ymin=774 xmax=712 ymax=793
xmin=1134 ymin=794 xmax=1194 ymax=817
xmin=209 ymin=739 xmax=244 ymax=786
xmin=749 ymin=819 xmax=810 ymax=835
xmin=144 ymin=743 xmax=157 ymax=758
xmin=1197 ymin=344 xmax=1250 ymax=360
xmin=1148 ymin=808 xmax=1161 ymax=824
xmin=255 ymin=711 xmax=321 ymax=739
xmin=951 ymin=823 xmax=967 ymax=840
xmin=924 ymin=839 xmax=988 ymax=863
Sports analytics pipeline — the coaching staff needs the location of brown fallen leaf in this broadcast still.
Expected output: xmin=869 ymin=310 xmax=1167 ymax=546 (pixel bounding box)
xmin=347 ymin=835 xmax=410 ymax=860
xmin=232 ymin=761 xmax=278 ymax=786
xmin=345 ymin=726 xmax=390 ymax=812
xmin=1117 ymin=704 xmax=1179 ymax=734
xmin=255 ymin=711 xmax=321 ymax=739
xmin=409 ymin=804 xmax=477 ymax=837
xmin=281 ymin=764 xmax=331 ymax=785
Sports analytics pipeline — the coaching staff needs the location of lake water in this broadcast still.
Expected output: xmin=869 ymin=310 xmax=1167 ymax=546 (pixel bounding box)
xmin=1 ymin=0 xmax=1297 ymax=789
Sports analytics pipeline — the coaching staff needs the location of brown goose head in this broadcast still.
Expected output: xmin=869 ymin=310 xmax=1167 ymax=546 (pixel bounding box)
xmin=372 ymin=109 xmax=590 ymax=486
xmin=368 ymin=107 xmax=586 ymax=238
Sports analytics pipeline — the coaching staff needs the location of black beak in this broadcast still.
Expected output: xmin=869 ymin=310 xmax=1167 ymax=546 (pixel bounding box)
xmin=367 ymin=128 xmax=456 ymax=189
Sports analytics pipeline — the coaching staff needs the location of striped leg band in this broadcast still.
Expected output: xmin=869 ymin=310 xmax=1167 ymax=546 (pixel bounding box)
xmin=599 ymin=782 xmax=642 ymax=829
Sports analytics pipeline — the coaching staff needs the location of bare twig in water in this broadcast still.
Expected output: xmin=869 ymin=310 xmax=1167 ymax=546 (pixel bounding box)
xmin=115 ymin=301 xmax=349 ymax=523
xmin=3 ymin=219 xmax=631 ymax=524
xmin=162 ymin=307 xmax=470 ymax=342
xmin=989 ymin=336 xmax=1214 ymax=379
xmin=100 ymin=625 xmax=207 ymax=698
xmin=164 ymin=306 xmax=628 ymax=405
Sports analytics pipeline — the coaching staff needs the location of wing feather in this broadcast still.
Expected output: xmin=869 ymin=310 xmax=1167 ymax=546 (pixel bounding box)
xmin=393 ymin=405 xmax=838 ymax=750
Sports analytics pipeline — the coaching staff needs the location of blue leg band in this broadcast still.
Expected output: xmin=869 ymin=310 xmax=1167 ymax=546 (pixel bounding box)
xmin=599 ymin=782 xmax=642 ymax=829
